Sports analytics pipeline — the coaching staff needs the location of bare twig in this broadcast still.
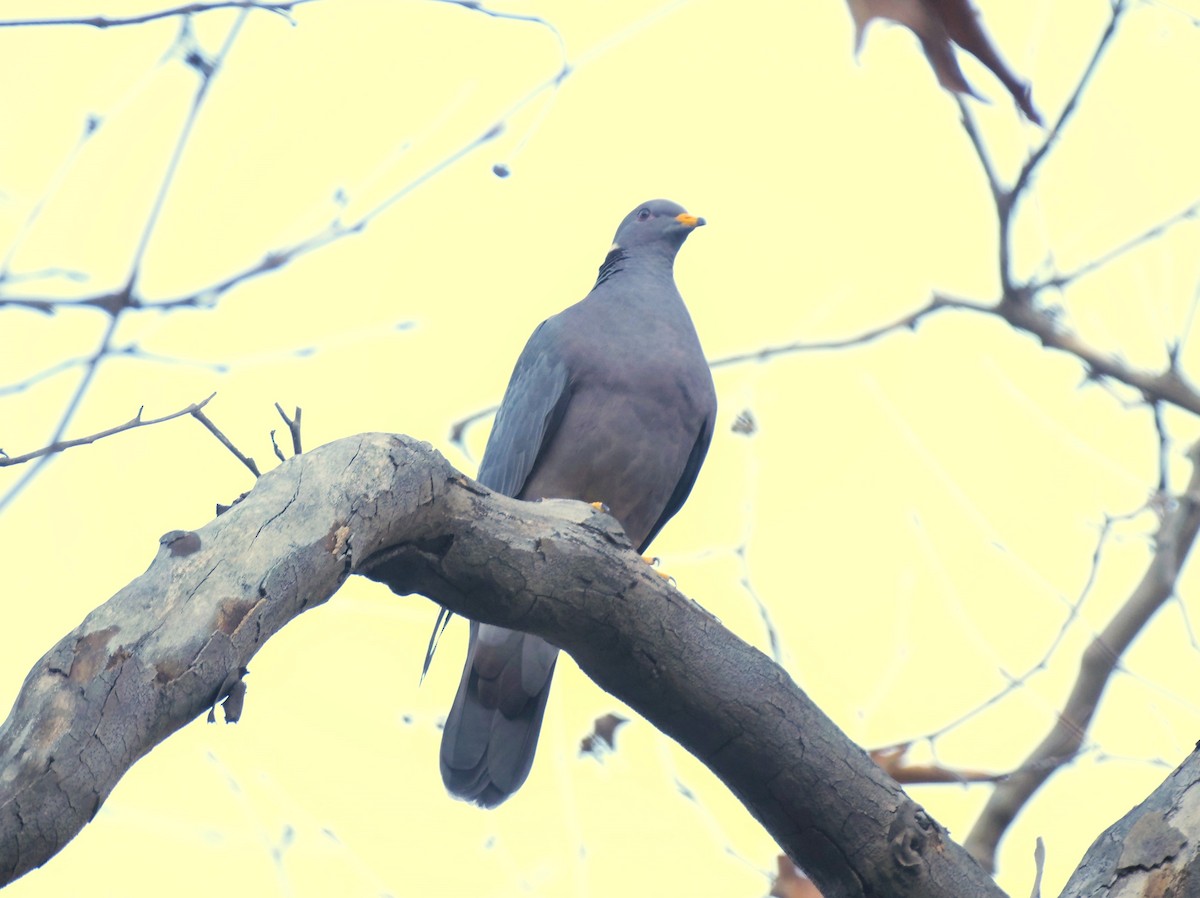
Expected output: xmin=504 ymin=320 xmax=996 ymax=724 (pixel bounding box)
xmin=141 ymin=121 xmax=505 ymax=312
xmin=0 ymin=267 xmax=88 ymax=287
xmin=274 ymin=403 xmax=303 ymax=456
xmin=0 ymin=0 xmax=314 ymax=29
xmin=1154 ymin=401 xmax=1172 ymax=494
xmin=0 ymin=118 xmax=100 ymax=282
xmin=995 ymin=293 xmax=1200 ymax=415
xmin=955 ymin=97 xmax=1004 ymax=213
xmin=1011 ymin=1 xmax=1127 ymax=205
xmin=1029 ymin=837 xmax=1045 ymax=898
xmin=709 ymin=294 xmax=985 ymax=367
xmin=1037 ymin=199 xmax=1200 ymax=292
xmin=0 ymin=394 xmax=216 ymax=466
xmin=920 ymin=506 xmax=1144 ymax=744
xmin=191 ymin=408 xmax=260 ymax=477
xmin=955 ymin=1 xmax=1128 ymax=293
xmin=963 ymin=439 xmax=1200 ymax=871
xmin=0 ymin=354 xmax=92 ymax=397
xmin=125 ymin=14 xmax=250 ymax=298
xmin=0 ymin=315 xmax=119 ymax=515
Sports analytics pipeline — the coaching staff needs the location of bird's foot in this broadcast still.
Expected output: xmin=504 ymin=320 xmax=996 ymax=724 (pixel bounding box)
xmin=642 ymin=555 xmax=672 ymax=582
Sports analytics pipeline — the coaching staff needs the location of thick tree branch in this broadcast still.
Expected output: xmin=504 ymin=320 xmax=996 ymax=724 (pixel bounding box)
xmin=0 ymin=433 xmax=1004 ymax=898
xmin=965 ymin=440 xmax=1200 ymax=871
xmin=1056 ymin=746 xmax=1200 ymax=897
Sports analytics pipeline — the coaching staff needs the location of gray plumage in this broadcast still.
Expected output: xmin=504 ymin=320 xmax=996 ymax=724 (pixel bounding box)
xmin=440 ymin=199 xmax=717 ymax=807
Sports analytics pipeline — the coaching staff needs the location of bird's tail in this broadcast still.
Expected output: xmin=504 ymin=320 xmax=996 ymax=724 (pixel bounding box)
xmin=440 ymin=621 xmax=558 ymax=808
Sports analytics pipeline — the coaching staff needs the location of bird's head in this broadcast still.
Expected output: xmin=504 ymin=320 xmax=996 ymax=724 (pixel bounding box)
xmin=609 ymin=199 xmax=705 ymax=259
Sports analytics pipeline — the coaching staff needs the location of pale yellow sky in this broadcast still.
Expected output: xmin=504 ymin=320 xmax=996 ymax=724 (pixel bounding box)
xmin=2 ymin=1 xmax=1200 ymax=896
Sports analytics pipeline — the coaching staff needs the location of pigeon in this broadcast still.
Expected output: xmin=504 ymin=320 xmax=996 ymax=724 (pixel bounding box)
xmin=440 ymin=198 xmax=717 ymax=807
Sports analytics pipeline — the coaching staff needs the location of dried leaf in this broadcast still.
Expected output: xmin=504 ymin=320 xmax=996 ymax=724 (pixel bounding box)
xmin=846 ymin=0 xmax=1042 ymax=124
xmin=869 ymin=742 xmax=1000 ymax=784
xmin=732 ymin=409 xmax=758 ymax=436
xmin=579 ymin=712 xmax=629 ymax=757
xmin=770 ymin=855 xmax=823 ymax=898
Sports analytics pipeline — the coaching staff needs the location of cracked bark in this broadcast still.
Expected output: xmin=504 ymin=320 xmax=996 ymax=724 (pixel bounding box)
xmin=1058 ymin=747 xmax=1200 ymax=897
xmin=0 ymin=432 xmax=1016 ymax=895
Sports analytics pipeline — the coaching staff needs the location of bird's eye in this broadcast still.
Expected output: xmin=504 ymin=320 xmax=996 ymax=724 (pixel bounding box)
xmin=636 ymin=208 xmax=652 ymax=221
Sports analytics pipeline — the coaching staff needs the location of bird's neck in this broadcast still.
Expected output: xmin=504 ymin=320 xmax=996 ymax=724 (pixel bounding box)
xmin=592 ymin=246 xmax=677 ymax=290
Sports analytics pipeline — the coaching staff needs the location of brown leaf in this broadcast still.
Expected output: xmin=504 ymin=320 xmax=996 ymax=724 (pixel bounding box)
xmin=770 ymin=855 xmax=823 ymax=898
xmin=731 ymin=409 xmax=758 ymax=436
xmin=869 ymin=742 xmax=1000 ymax=784
xmin=579 ymin=712 xmax=629 ymax=757
xmin=846 ymin=0 xmax=1042 ymax=124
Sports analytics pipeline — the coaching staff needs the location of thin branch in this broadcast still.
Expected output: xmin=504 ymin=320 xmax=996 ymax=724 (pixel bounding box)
xmin=955 ymin=96 xmax=1005 ymax=212
xmin=142 ymin=122 xmax=505 ymax=312
xmin=124 ymin=12 xmax=251 ymax=299
xmin=995 ymin=293 xmax=1200 ymax=415
xmin=0 ymin=0 xmax=314 ymax=28
xmin=1012 ymin=0 xmax=1127 ymax=203
xmin=1154 ymin=400 xmax=1171 ymax=494
xmin=191 ymin=407 xmax=260 ymax=477
xmin=920 ymin=507 xmax=1138 ymax=744
xmin=1037 ymin=198 xmax=1200 ymax=292
xmin=0 ymin=354 xmax=91 ymax=397
xmin=274 ymin=403 xmax=303 ymax=456
xmin=0 ymin=394 xmax=215 ymax=467
xmin=0 ymin=314 xmax=119 ymax=514
xmin=0 ymin=117 xmax=100 ymax=281
xmin=709 ymin=293 xmax=984 ymax=368
xmin=963 ymin=438 xmax=1200 ymax=871
xmin=0 ymin=267 xmax=88 ymax=288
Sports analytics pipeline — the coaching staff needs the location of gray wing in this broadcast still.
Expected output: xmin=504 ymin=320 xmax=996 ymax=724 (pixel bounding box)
xmin=440 ymin=320 xmax=569 ymax=807
xmin=476 ymin=320 xmax=571 ymax=498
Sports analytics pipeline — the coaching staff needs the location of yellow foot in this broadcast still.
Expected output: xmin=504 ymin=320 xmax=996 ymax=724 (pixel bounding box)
xmin=641 ymin=555 xmax=671 ymax=580
xmin=589 ymin=500 xmax=610 ymax=514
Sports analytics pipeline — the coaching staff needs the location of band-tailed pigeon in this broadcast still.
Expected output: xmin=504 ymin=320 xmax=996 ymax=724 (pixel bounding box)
xmin=440 ymin=198 xmax=716 ymax=807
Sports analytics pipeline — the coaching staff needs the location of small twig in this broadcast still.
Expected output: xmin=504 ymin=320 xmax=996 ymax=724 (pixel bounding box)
xmin=0 ymin=354 xmax=91 ymax=397
xmin=449 ymin=405 xmax=497 ymax=452
xmin=1012 ymin=1 xmax=1127 ymax=204
xmin=1029 ymin=837 xmax=1045 ymax=898
xmin=0 ymin=267 xmax=88 ymax=287
xmin=0 ymin=315 xmax=119 ymax=514
xmin=0 ymin=118 xmax=99 ymax=282
xmin=192 ymin=408 xmax=260 ymax=477
xmin=124 ymin=13 xmax=250 ymax=298
xmin=995 ymin=294 xmax=1200 ymax=416
xmin=921 ymin=506 xmax=1143 ymax=744
xmin=955 ymin=96 xmax=1004 ymax=211
xmin=1037 ymin=199 xmax=1200 ymax=291
xmin=0 ymin=0 xmax=314 ymax=28
xmin=0 ymin=394 xmax=216 ymax=467
xmin=274 ymin=403 xmax=302 ymax=455
xmin=1153 ymin=401 xmax=1171 ymax=494
xmin=710 ymin=293 xmax=981 ymax=368
xmin=142 ymin=122 xmax=505 ymax=312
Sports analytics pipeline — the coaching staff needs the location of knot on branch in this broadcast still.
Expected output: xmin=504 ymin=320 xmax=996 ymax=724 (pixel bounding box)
xmin=888 ymin=802 xmax=943 ymax=872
